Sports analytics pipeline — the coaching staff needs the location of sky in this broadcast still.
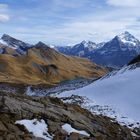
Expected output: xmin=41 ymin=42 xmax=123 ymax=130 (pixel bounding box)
xmin=0 ymin=0 xmax=140 ymax=45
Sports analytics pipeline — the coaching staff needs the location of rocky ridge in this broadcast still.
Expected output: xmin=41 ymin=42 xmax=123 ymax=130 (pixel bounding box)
xmin=0 ymin=92 xmax=137 ymax=140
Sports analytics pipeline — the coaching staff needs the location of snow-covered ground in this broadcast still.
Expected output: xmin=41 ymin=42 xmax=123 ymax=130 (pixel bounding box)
xmin=16 ymin=119 xmax=53 ymax=140
xmin=56 ymin=65 xmax=140 ymax=127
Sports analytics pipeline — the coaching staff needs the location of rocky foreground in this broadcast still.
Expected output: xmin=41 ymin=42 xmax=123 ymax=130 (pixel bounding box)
xmin=0 ymin=91 xmax=139 ymax=140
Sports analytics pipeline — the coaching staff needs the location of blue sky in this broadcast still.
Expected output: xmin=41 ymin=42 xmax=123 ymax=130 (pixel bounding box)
xmin=0 ymin=0 xmax=140 ymax=45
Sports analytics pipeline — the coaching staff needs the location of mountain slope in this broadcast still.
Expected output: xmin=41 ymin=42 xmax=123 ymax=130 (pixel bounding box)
xmin=56 ymin=63 xmax=140 ymax=126
xmin=91 ymin=31 xmax=140 ymax=67
xmin=0 ymin=36 xmax=107 ymax=87
xmin=56 ymin=32 xmax=140 ymax=67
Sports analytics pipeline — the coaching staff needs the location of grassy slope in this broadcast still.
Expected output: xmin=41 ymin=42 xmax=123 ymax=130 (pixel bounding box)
xmin=0 ymin=46 xmax=107 ymax=86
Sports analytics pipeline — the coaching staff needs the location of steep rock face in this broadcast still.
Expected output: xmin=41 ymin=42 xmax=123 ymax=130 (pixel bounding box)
xmin=0 ymin=92 xmax=135 ymax=140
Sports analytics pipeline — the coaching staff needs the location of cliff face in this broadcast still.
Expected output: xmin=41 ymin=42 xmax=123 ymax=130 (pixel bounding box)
xmin=0 ymin=92 xmax=136 ymax=140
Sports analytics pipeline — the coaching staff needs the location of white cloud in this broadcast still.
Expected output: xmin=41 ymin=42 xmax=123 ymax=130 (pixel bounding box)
xmin=0 ymin=1 xmax=139 ymax=45
xmin=0 ymin=14 xmax=10 ymax=22
xmin=6 ymin=17 xmax=139 ymax=45
xmin=46 ymin=19 xmax=133 ymax=43
xmin=107 ymin=0 xmax=140 ymax=7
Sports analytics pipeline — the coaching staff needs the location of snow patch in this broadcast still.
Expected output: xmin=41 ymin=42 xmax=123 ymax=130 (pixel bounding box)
xmin=0 ymin=39 xmax=8 ymax=46
xmin=62 ymin=123 xmax=90 ymax=137
xmin=15 ymin=119 xmax=53 ymax=140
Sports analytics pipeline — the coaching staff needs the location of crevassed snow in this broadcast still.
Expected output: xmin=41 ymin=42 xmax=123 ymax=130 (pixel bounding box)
xmin=62 ymin=123 xmax=90 ymax=136
xmin=57 ymin=66 xmax=140 ymax=125
xmin=16 ymin=119 xmax=53 ymax=140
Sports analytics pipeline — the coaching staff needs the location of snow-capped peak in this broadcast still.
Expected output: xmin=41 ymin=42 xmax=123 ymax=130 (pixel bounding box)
xmin=81 ymin=40 xmax=96 ymax=47
xmin=1 ymin=34 xmax=32 ymax=49
xmin=1 ymin=34 xmax=18 ymax=49
xmin=0 ymin=34 xmax=33 ymax=54
xmin=77 ymin=40 xmax=97 ymax=50
xmin=117 ymin=31 xmax=140 ymax=46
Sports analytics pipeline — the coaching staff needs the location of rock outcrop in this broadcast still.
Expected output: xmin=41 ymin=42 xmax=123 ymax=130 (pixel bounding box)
xmin=0 ymin=92 xmax=137 ymax=140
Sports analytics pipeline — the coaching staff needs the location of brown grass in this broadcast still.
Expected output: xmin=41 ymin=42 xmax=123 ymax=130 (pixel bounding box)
xmin=0 ymin=46 xmax=107 ymax=86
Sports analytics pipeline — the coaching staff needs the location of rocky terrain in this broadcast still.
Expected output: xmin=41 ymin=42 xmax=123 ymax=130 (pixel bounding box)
xmin=0 ymin=91 xmax=138 ymax=140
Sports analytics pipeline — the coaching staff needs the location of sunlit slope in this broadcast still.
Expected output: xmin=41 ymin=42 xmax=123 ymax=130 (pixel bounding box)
xmin=0 ymin=45 xmax=107 ymax=85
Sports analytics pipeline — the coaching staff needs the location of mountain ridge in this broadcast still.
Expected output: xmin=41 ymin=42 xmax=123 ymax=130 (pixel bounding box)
xmin=56 ymin=31 xmax=140 ymax=67
xmin=0 ymin=35 xmax=107 ymax=87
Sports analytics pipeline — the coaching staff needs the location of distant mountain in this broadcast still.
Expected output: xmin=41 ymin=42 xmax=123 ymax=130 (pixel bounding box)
xmin=0 ymin=34 xmax=32 ymax=55
xmin=55 ymin=40 xmax=105 ymax=59
xmin=56 ymin=31 xmax=140 ymax=68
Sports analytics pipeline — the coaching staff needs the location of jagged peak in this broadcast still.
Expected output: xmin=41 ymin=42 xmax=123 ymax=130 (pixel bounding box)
xmin=117 ymin=31 xmax=135 ymax=39
xmin=35 ymin=41 xmax=50 ymax=48
xmin=111 ymin=31 xmax=140 ymax=46
xmin=81 ymin=40 xmax=87 ymax=44
xmin=81 ymin=40 xmax=95 ymax=45
xmin=1 ymin=34 xmax=16 ymax=41
xmin=1 ymin=34 xmax=31 ymax=46
xmin=36 ymin=41 xmax=46 ymax=45
xmin=0 ymin=34 xmax=32 ymax=54
xmin=1 ymin=33 xmax=10 ymax=38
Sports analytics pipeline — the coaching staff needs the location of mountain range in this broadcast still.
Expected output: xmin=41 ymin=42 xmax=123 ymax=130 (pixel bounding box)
xmin=55 ymin=31 xmax=140 ymax=68
xmin=0 ymin=34 xmax=107 ymax=88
